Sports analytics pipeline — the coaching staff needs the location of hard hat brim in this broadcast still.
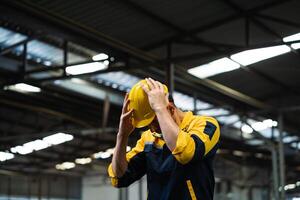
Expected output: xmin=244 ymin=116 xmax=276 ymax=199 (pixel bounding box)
xmin=132 ymin=113 xmax=155 ymax=128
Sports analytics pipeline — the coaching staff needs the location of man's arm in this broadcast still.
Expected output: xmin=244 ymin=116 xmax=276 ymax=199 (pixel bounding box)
xmin=141 ymin=78 xmax=220 ymax=165
xmin=141 ymin=78 xmax=179 ymax=151
xmin=111 ymin=93 xmax=134 ymax=177
xmin=112 ymin=134 xmax=129 ymax=177
xmin=108 ymin=93 xmax=147 ymax=188
xmin=108 ymin=133 xmax=147 ymax=188
xmin=155 ymin=108 xmax=179 ymax=151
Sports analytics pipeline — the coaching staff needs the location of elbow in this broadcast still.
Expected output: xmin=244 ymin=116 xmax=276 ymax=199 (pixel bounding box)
xmin=110 ymin=177 xmax=119 ymax=188
xmin=173 ymin=153 xmax=194 ymax=165
xmin=165 ymin=141 xmax=176 ymax=152
xmin=110 ymin=177 xmax=131 ymax=188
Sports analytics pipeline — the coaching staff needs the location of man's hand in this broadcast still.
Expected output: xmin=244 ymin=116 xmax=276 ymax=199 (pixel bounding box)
xmin=141 ymin=78 xmax=169 ymax=113
xmin=141 ymin=78 xmax=179 ymax=151
xmin=118 ymin=93 xmax=134 ymax=137
xmin=112 ymin=93 xmax=133 ymax=177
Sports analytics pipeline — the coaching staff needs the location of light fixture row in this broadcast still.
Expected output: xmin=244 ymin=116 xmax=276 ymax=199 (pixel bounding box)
xmin=188 ymin=32 xmax=300 ymax=79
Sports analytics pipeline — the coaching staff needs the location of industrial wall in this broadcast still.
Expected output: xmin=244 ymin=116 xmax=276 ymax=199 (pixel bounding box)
xmin=82 ymin=175 xmax=147 ymax=200
xmin=0 ymin=174 xmax=81 ymax=200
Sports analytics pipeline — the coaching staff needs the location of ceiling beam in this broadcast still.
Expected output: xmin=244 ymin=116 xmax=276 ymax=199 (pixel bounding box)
xmin=115 ymin=0 xmax=233 ymax=51
xmin=256 ymin=13 xmax=300 ymax=29
xmin=142 ymin=0 xmax=293 ymax=50
xmin=0 ymin=97 xmax=92 ymax=128
xmin=1 ymin=0 xmax=271 ymax=110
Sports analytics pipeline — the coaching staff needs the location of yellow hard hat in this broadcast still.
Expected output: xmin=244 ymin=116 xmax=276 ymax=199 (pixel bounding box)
xmin=128 ymin=80 xmax=168 ymax=128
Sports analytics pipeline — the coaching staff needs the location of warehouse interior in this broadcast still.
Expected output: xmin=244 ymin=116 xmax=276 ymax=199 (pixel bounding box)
xmin=0 ymin=0 xmax=300 ymax=199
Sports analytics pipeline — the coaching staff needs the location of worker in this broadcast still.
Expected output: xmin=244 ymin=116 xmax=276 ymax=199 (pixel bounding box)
xmin=108 ymin=78 xmax=220 ymax=200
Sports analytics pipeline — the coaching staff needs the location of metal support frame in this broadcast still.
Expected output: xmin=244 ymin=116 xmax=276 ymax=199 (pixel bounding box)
xmin=166 ymin=43 xmax=174 ymax=95
xmin=1 ymin=0 xmax=292 ymax=111
xmin=63 ymin=40 xmax=68 ymax=77
xmin=0 ymin=37 xmax=33 ymax=56
xmin=138 ymin=179 xmax=143 ymax=200
xmin=244 ymin=111 xmax=289 ymax=200
xmin=142 ymin=0 xmax=292 ymax=50
xmin=278 ymin=114 xmax=285 ymax=200
xmin=257 ymin=13 xmax=300 ymax=29
xmin=245 ymin=16 xmax=250 ymax=47
xmin=271 ymin=147 xmax=279 ymax=200
xmin=21 ymin=43 xmax=27 ymax=79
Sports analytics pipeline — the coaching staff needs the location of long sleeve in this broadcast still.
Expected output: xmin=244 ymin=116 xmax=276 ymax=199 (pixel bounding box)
xmin=172 ymin=116 xmax=220 ymax=165
xmin=107 ymin=133 xmax=147 ymax=188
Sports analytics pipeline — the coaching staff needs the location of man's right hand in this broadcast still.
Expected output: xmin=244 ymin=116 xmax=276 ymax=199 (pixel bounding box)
xmin=118 ymin=93 xmax=134 ymax=138
xmin=112 ymin=93 xmax=134 ymax=178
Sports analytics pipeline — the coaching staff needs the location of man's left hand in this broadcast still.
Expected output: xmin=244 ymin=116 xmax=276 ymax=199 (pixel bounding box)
xmin=141 ymin=78 xmax=169 ymax=113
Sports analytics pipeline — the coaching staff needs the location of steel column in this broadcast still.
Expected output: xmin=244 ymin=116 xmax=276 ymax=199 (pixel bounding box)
xmin=138 ymin=179 xmax=143 ymax=200
xmin=278 ymin=114 xmax=285 ymax=200
xmin=21 ymin=42 xmax=27 ymax=80
xmin=193 ymin=93 xmax=197 ymax=113
xmin=166 ymin=43 xmax=174 ymax=95
xmin=63 ymin=40 xmax=68 ymax=77
xmin=271 ymin=142 xmax=279 ymax=200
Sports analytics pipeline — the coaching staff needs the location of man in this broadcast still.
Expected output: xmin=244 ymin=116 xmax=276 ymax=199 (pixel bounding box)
xmin=108 ymin=78 xmax=220 ymax=200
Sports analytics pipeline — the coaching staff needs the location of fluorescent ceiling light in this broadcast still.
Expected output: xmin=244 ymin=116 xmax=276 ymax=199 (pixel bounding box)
xmin=10 ymin=145 xmax=33 ymax=155
xmin=0 ymin=152 xmax=14 ymax=162
xmin=56 ymin=162 xmax=75 ymax=170
xmin=291 ymin=42 xmax=300 ymax=50
xmin=283 ymin=136 xmax=298 ymax=143
xmin=188 ymin=57 xmax=240 ymax=78
xmin=198 ymin=108 xmax=230 ymax=117
xmin=10 ymin=132 xmax=73 ymax=156
xmin=251 ymin=121 xmax=268 ymax=131
xmin=217 ymin=115 xmax=239 ymax=125
xmin=75 ymin=157 xmax=92 ymax=165
xmin=255 ymin=153 xmax=264 ymax=158
xmin=284 ymin=184 xmax=296 ymax=191
xmin=93 ymin=151 xmax=111 ymax=159
xmin=233 ymin=150 xmax=244 ymax=157
xmin=43 ymin=61 xmax=52 ymax=66
xmin=250 ymin=119 xmax=277 ymax=132
xmin=93 ymin=146 xmax=130 ymax=159
xmin=92 ymin=53 xmax=109 ymax=61
xmin=262 ymin=119 xmax=278 ymax=127
xmin=106 ymin=147 xmax=114 ymax=155
xmin=241 ymin=124 xmax=253 ymax=134
xmin=283 ymin=32 xmax=300 ymax=42
xmin=43 ymin=132 xmax=73 ymax=145
xmin=291 ymin=143 xmax=300 ymax=150
xmin=231 ymin=45 xmax=291 ymax=66
xmin=246 ymin=139 xmax=264 ymax=146
xmin=24 ymin=140 xmax=50 ymax=151
xmin=103 ymin=60 xmax=110 ymax=66
xmin=5 ymin=83 xmax=41 ymax=93
xmin=66 ymin=62 xmax=107 ymax=75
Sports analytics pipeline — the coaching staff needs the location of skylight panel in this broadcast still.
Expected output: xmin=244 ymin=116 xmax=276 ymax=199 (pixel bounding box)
xmin=291 ymin=43 xmax=300 ymax=50
xmin=4 ymin=83 xmax=41 ymax=93
xmin=188 ymin=57 xmax=240 ymax=79
xmin=283 ymin=32 xmax=300 ymax=42
xmin=66 ymin=62 xmax=107 ymax=75
xmin=230 ymin=45 xmax=291 ymax=66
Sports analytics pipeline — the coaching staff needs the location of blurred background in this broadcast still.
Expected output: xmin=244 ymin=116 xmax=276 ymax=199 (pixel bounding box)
xmin=0 ymin=0 xmax=300 ymax=199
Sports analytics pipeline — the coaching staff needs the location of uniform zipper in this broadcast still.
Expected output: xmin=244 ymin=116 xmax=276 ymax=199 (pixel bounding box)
xmin=186 ymin=180 xmax=197 ymax=200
